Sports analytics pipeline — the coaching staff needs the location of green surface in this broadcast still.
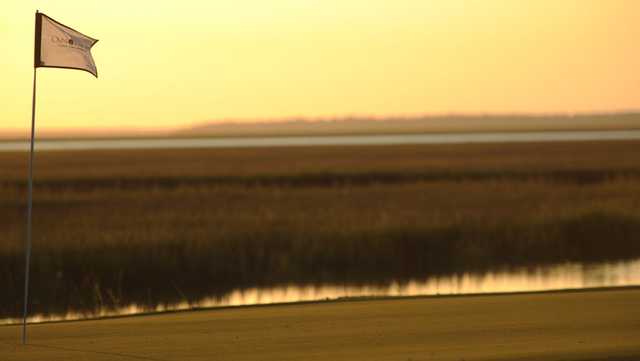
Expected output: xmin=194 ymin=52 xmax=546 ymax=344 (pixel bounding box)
xmin=2 ymin=289 xmax=639 ymax=361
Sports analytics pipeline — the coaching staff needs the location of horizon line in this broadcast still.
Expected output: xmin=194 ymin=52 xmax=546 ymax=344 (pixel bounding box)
xmin=1 ymin=110 xmax=640 ymax=140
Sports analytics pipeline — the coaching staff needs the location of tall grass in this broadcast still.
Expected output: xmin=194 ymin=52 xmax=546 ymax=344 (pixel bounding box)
xmin=2 ymin=141 xmax=640 ymax=318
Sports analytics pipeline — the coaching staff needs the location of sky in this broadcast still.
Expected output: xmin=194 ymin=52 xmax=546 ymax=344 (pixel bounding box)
xmin=1 ymin=0 xmax=639 ymax=134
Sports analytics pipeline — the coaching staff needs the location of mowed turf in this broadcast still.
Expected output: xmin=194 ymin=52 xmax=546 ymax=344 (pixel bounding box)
xmin=1 ymin=289 xmax=639 ymax=361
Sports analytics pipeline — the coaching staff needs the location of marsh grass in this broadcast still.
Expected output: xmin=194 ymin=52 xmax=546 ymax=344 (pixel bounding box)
xmin=2 ymin=141 xmax=640 ymax=318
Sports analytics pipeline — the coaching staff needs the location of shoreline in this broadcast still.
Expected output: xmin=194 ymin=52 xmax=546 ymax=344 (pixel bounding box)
xmin=3 ymin=129 xmax=640 ymax=152
xmin=1 ymin=126 xmax=640 ymax=143
xmin=3 ymin=284 xmax=639 ymax=328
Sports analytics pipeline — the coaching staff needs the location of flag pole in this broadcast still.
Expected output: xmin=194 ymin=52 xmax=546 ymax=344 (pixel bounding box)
xmin=22 ymin=66 xmax=37 ymax=345
xmin=23 ymin=10 xmax=39 ymax=345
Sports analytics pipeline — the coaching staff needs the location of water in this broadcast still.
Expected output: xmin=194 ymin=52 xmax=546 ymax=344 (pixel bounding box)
xmin=2 ymin=129 xmax=640 ymax=152
xmin=2 ymin=259 xmax=638 ymax=325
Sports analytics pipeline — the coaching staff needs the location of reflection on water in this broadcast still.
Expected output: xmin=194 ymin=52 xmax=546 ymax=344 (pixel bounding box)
xmin=2 ymin=259 xmax=639 ymax=325
xmin=3 ymin=130 xmax=640 ymax=152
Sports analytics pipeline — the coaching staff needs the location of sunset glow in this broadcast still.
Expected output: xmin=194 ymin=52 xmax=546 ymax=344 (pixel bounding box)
xmin=1 ymin=0 xmax=639 ymax=133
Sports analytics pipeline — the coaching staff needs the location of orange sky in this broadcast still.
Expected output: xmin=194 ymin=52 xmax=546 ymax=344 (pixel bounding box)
xmin=1 ymin=0 xmax=639 ymax=134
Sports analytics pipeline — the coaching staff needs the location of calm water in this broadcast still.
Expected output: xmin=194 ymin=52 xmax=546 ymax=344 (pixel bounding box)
xmin=3 ymin=259 xmax=638 ymax=325
xmin=2 ymin=130 xmax=640 ymax=151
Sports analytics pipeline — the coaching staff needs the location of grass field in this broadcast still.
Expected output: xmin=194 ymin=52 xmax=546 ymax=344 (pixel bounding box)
xmin=1 ymin=288 xmax=639 ymax=361
xmin=2 ymin=141 xmax=640 ymax=318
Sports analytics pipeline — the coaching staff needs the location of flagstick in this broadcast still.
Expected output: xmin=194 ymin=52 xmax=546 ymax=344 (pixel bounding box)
xmin=22 ymin=66 xmax=37 ymax=345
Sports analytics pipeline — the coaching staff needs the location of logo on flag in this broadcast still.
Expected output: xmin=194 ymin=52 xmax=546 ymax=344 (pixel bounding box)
xmin=35 ymin=13 xmax=99 ymax=77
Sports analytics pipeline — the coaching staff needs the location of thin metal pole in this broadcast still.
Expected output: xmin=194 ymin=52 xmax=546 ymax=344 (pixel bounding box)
xmin=22 ymin=66 xmax=37 ymax=345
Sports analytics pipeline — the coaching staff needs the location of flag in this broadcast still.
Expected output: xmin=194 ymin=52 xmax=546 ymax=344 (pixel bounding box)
xmin=35 ymin=12 xmax=99 ymax=77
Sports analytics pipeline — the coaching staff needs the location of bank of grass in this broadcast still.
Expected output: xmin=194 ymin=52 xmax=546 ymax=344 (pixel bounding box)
xmin=2 ymin=141 xmax=640 ymax=318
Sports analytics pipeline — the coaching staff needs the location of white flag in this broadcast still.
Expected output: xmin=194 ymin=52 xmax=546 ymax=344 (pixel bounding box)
xmin=35 ymin=12 xmax=99 ymax=77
